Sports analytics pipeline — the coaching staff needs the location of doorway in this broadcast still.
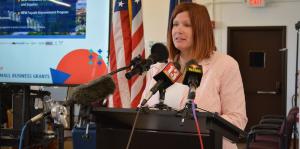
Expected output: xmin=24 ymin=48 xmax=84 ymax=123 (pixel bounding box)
xmin=227 ymin=26 xmax=287 ymax=131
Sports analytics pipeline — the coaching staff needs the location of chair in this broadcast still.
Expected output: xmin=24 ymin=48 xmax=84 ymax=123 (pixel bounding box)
xmin=247 ymin=106 xmax=299 ymax=149
xmin=250 ymin=113 xmax=286 ymax=144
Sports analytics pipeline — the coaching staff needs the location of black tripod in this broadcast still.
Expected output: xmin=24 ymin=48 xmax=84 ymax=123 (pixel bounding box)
xmin=294 ymin=21 xmax=300 ymax=106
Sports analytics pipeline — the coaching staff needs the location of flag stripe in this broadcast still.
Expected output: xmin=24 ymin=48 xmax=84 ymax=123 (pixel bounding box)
xmin=116 ymin=11 xmax=131 ymax=107
xmin=109 ymin=29 xmax=122 ymax=107
xmin=129 ymin=0 xmax=145 ymax=107
xmin=132 ymin=24 xmax=144 ymax=51
xmin=131 ymin=73 xmax=146 ymax=99
xmin=131 ymin=77 xmax=146 ymax=107
xmin=131 ymin=8 xmax=143 ymax=34
xmin=119 ymin=12 xmax=132 ymax=67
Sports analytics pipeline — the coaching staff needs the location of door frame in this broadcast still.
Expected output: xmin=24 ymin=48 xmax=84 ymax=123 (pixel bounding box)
xmin=227 ymin=26 xmax=287 ymax=116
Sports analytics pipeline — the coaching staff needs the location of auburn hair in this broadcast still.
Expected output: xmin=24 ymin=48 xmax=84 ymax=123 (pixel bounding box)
xmin=167 ymin=3 xmax=216 ymax=61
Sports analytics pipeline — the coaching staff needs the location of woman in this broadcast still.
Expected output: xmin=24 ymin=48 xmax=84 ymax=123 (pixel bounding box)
xmin=142 ymin=3 xmax=247 ymax=149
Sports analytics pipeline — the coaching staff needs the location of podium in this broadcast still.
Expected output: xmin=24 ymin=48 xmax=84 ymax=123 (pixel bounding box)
xmin=92 ymin=107 xmax=246 ymax=149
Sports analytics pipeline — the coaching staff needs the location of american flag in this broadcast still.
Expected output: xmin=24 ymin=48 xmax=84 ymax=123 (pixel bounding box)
xmin=109 ymin=0 xmax=146 ymax=108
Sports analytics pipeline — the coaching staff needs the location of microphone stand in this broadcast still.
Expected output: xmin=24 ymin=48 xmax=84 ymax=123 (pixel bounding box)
xmin=108 ymin=55 xmax=143 ymax=76
xmin=154 ymin=89 xmax=172 ymax=110
xmin=293 ymin=21 xmax=300 ymax=149
xmin=178 ymin=85 xmax=205 ymax=149
xmin=77 ymin=104 xmax=93 ymax=127
xmin=179 ymin=86 xmax=197 ymax=125
xmin=107 ymin=66 xmax=130 ymax=76
xmin=294 ymin=21 xmax=299 ymax=107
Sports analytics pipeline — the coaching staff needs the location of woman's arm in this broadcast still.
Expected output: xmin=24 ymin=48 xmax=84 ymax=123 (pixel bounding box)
xmin=219 ymin=58 xmax=248 ymax=129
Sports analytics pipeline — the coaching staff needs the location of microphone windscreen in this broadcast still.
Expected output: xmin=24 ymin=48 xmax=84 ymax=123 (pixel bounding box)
xmin=150 ymin=43 xmax=169 ymax=63
xmin=183 ymin=60 xmax=203 ymax=87
xmin=67 ymin=75 xmax=116 ymax=105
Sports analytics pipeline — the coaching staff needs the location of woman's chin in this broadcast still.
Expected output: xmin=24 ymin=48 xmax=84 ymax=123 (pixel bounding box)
xmin=175 ymin=46 xmax=189 ymax=52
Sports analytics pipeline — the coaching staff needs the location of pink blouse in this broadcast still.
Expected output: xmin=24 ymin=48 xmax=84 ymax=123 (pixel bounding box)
xmin=141 ymin=51 xmax=247 ymax=149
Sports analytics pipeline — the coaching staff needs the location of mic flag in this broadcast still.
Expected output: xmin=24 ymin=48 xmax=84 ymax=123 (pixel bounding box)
xmin=125 ymin=43 xmax=169 ymax=79
xmin=66 ymin=75 xmax=116 ymax=106
xmin=182 ymin=60 xmax=203 ymax=99
xmin=141 ymin=62 xmax=181 ymax=106
xmin=183 ymin=60 xmax=203 ymax=88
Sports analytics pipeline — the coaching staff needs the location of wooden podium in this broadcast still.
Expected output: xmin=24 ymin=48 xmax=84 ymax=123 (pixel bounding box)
xmin=92 ymin=107 xmax=246 ymax=149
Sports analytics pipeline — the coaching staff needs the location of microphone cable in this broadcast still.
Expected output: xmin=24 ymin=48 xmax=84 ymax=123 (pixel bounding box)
xmin=197 ymin=107 xmax=215 ymax=114
xmin=18 ymin=121 xmax=30 ymax=149
xmin=191 ymin=101 xmax=204 ymax=149
xmin=125 ymin=107 xmax=142 ymax=149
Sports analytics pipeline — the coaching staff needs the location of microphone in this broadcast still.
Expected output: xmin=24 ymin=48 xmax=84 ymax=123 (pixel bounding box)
xmin=50 ymin=104 xmax=68 ymax=128
xmin=28 ymin=75 xmax=115 ymax=127
xmin=141 ymin=62 xmax=182 ymax=106
xmin=29 ymin=100 xmax=68 ymax=128
xmin=66 ymin=75 xmax=116 ymax=106
xmin=182 ymin=60 xmax=203 ymax=99
xmin=180 ymin=60 xmax=203 ymax=124
xmin=296 ymin=21 xmax=300 ymax=30
xmin=125 ymin=43 xmax=169 ymax=79
xmin=29 ymin=111 xmax=51 ymax=123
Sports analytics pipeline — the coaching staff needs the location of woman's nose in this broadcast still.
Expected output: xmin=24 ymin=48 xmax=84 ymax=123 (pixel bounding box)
xmin=174 ymin=26 xmax=183 ymax=34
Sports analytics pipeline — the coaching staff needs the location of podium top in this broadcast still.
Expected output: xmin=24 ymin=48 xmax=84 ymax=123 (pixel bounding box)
xmin=92 ymin=107 xmax=246 ymax=142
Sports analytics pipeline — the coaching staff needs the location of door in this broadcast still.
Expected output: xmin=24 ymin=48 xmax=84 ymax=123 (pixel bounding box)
xmin=227 ymin=26 xmax=287 ymax=131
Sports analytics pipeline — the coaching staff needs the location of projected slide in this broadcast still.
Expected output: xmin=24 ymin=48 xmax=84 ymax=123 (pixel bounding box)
xmin=0 ymin=0 xmax=85 ymax=38
xmin=0 ymin=0 xmax=110 ymax=85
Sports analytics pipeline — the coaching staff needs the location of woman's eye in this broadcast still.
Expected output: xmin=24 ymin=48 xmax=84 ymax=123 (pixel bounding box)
xmin=184 ymin=23 xmax=191 ymax=27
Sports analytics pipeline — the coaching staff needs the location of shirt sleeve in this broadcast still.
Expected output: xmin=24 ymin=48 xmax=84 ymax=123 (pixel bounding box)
xmin=219 ymin=58 xmax=248 ymax=130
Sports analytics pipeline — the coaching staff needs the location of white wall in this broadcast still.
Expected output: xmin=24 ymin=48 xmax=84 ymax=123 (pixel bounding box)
xmin=142 ymin=0 xmax=300 ymax=114
xmin=142 ymin=0 xmax=170 ymax=50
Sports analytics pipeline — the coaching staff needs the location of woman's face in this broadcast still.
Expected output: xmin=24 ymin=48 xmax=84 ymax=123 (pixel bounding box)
xmin=172 ymin=11 xmax=193 ymax=54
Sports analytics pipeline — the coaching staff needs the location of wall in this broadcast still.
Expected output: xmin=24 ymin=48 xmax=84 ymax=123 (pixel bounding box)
xmin=142 ymin=0 xmax=300 ymax=114
xmin=142 ymin=0 xmax=170 ymax=49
